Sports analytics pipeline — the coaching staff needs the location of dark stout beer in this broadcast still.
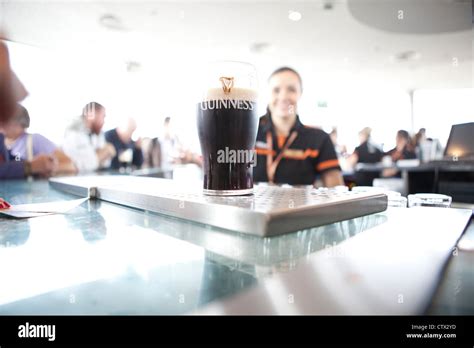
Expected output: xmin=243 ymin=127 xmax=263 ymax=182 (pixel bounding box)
xmin=197 ymin=87 xmax=258 ymax=195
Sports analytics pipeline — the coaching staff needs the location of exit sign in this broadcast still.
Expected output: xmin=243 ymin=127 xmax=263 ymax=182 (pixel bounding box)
xmin=317 ymin=101 xmax=328 ymax=108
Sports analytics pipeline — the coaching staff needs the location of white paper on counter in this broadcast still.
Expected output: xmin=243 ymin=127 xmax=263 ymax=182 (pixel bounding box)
xmin=0 ymin=198 xmax=88 ymax=218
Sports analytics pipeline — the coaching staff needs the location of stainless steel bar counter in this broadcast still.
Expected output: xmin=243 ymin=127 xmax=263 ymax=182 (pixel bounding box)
xmin=0 ymin=180 xmax=472 ymax=315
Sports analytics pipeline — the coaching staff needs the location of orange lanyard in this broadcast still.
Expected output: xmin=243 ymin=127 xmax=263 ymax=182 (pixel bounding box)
xmin=266 ymin=130 xmax=298 ymax=183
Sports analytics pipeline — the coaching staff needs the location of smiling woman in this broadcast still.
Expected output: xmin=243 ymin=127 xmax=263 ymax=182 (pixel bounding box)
xmin=253 ymin=66 xmax=344 ymax=187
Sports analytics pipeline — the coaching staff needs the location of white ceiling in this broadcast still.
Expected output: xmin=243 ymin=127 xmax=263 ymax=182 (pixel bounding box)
xmin=1 ymin=0 xmax=473 ymax=91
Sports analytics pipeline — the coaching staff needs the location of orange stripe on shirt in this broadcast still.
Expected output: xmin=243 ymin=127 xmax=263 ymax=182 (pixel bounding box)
xmin=316 ymin=159 xmax=340 ymax=171
xmin=283 ymin=148 xmax=319 ymax=160
xmin=305 ymin=149 xmax=319 ymax=158
xmin=256 ymin=148 xmax=275 ymax=156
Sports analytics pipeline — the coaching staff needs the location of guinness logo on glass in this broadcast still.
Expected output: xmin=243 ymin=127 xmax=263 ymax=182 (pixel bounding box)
xmin=199 ymin=98 xmax=254 ymax=111
xmin=219 ymin=76 xmax=234 ymax=94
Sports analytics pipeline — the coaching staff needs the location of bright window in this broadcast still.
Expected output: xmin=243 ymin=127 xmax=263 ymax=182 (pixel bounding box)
xmin=413 ymin=89 xmax=474 ymax=147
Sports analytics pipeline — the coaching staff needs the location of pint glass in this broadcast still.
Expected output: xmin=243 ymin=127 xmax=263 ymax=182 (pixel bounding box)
xmin=197 ymin=61 xmax=258 ymax=195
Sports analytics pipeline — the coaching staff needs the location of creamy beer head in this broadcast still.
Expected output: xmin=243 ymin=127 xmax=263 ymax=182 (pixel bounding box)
xmin=197 ymin=67 xmax=259 ymax=196
xmin=202 ymin=87 xmax=258 ymax=102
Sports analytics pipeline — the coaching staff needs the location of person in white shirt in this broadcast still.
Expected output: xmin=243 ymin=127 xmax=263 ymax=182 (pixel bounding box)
xmin=62 ymin=102 xmax=116 ymax=173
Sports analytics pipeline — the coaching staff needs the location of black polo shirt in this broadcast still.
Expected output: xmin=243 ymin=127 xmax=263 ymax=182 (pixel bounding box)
xmin=104 ymin=128 xmax=144 ymax=170
xmin=354 ymin=141 xmax=384 ymax=164
xmin=253 ymin=114 xmax=341 ymax=185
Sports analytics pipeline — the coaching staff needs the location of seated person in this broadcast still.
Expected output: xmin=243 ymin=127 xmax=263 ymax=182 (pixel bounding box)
xmin=105 ymin=118 xmax=144 ymax=170
xmin=348 ymin=127 xmax=384 ymax=186
xmin=142 ymin=137 xmax=162 ymax=169
xmin=152 ymin=117 xmax=201 ymax=170
xmin=0 ymin=40 xmax=57 ymax=180
xmin=349 ymin=127 xmax=384 ymax=165
xmin=382 ymin=130 xmax=417 ymax=178
xmin=4 ymin=105 xmax=77 ymax=174
xmin=412 ymin=128 xmax=443 ymax=162
xmin=385 ymin=130 xmax=417 ymax=162
xmin=253 ymin=67 xmax=343 ymax=187
xmin=62 ymin=102 xmax=116 ymax=173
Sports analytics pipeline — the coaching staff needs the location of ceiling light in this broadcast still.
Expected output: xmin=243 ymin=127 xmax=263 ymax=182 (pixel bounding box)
xmin=125 ymin=61 xmax=142 ymax=73
xmin=393 ymin=50 xmax=421 ymax=62
xmin=323 ymin=1 xmax=334 ymax=10
xmin=99 ymin=14 xmax=125 ymax=31
xmin=249 ymin=42 xmax=273 ymax=54
xmin=288 ymin=10 xmax=302 ymax=21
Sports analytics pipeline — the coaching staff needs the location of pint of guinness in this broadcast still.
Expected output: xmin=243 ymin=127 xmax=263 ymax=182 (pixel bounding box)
xmin=197 ymin=62 xmax=258 ymax=195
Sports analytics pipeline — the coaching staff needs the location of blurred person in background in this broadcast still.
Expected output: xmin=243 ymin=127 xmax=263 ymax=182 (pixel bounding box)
xmin=329 ymin=127 xmax=348 ymax=159
xmin=348 ymin=127 xmax=384 ymax=186
xmin=329 ymin=127 xmax=351 ymax=172
xmin=158 ymin=117 xmax=179 ymax=170
xmin=348 ymin=127 xmax=384 ymax=166
xmin=159 ymin=117 xmax=201 ymax=170
xmin=385 ymin=130 xmax=417 ymax=162
xmin=105 ymin=117 xmax=144 ymax=170
xmin=142 ymin=137 xmax=162 ymax=169
xmin=62 ymin=101 xmax=116 ymax=173
xmin=0 ymin=39 xmax=57 ymax=183
xmin=253 ymin=67 xmax=343 ymax=187
xmin=4 ymin=104 xmax=77 ymax=174
xmin=412 ymin=128 xmax=427 ymax=149
xmin=142 ymin=117 xmax=201 ymax=171
xmin=382 ymin=129 xmax=417 ymax=178
xmin=412 ymin=128 xmax=443 ymax=162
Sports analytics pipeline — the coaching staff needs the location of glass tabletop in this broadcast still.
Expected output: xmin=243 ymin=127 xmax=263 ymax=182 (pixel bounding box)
xmin=0 ymin=180 xmax=468 ymax=315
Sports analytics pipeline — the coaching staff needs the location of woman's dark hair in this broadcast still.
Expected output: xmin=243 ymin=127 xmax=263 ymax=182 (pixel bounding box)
xmin=412 ymin=128 xmax=426 ymax=147
xmin=397 ymin=130 xmax=410 ymax=141
xmin=269 ymin=66 xmax=303 ymax=90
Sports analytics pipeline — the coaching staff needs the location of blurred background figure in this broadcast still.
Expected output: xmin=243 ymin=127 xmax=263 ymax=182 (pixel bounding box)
xmin=382 ymin=130 xmax=417 ymax=178
xmin=329 ymin=127 xmax=350 ymax=172
xmin=141 ymin=117 xmax=201 ymax=176
xmin=159 ymin=117 xmax=201 ymax=170
xmin=385 ymin=130 xmax=417 ymax=162
xmin=142 ymin=137 xmax=162 ymax=169
xmin=1 ymin=40 xmax=57 ymax=180
xmin=105 ymin=117 xmax=144 ymax=171
xmin=329 ymin=127 xmax=348 ymax=159
xmin=349 ymin=127 xmax=384 ymax=166
xmin=3 ymin=105 xmax=76 ymax=175
xmin=160 ymin=116 xmax=182 ymax=170
xmin=412 ymin=128 xmax=443 ymax=163
xmin=348 ymin=127 xmax=384 ymax=186
xmin=62 ymin=102 xmax=116 ymax=173
xmin=412 ymin=128 xmax=427 ymax=149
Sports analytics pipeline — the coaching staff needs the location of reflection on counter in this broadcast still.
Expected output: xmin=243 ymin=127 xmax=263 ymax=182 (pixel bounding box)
xmin=126 ymin=203 xmax=388 ymax=277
